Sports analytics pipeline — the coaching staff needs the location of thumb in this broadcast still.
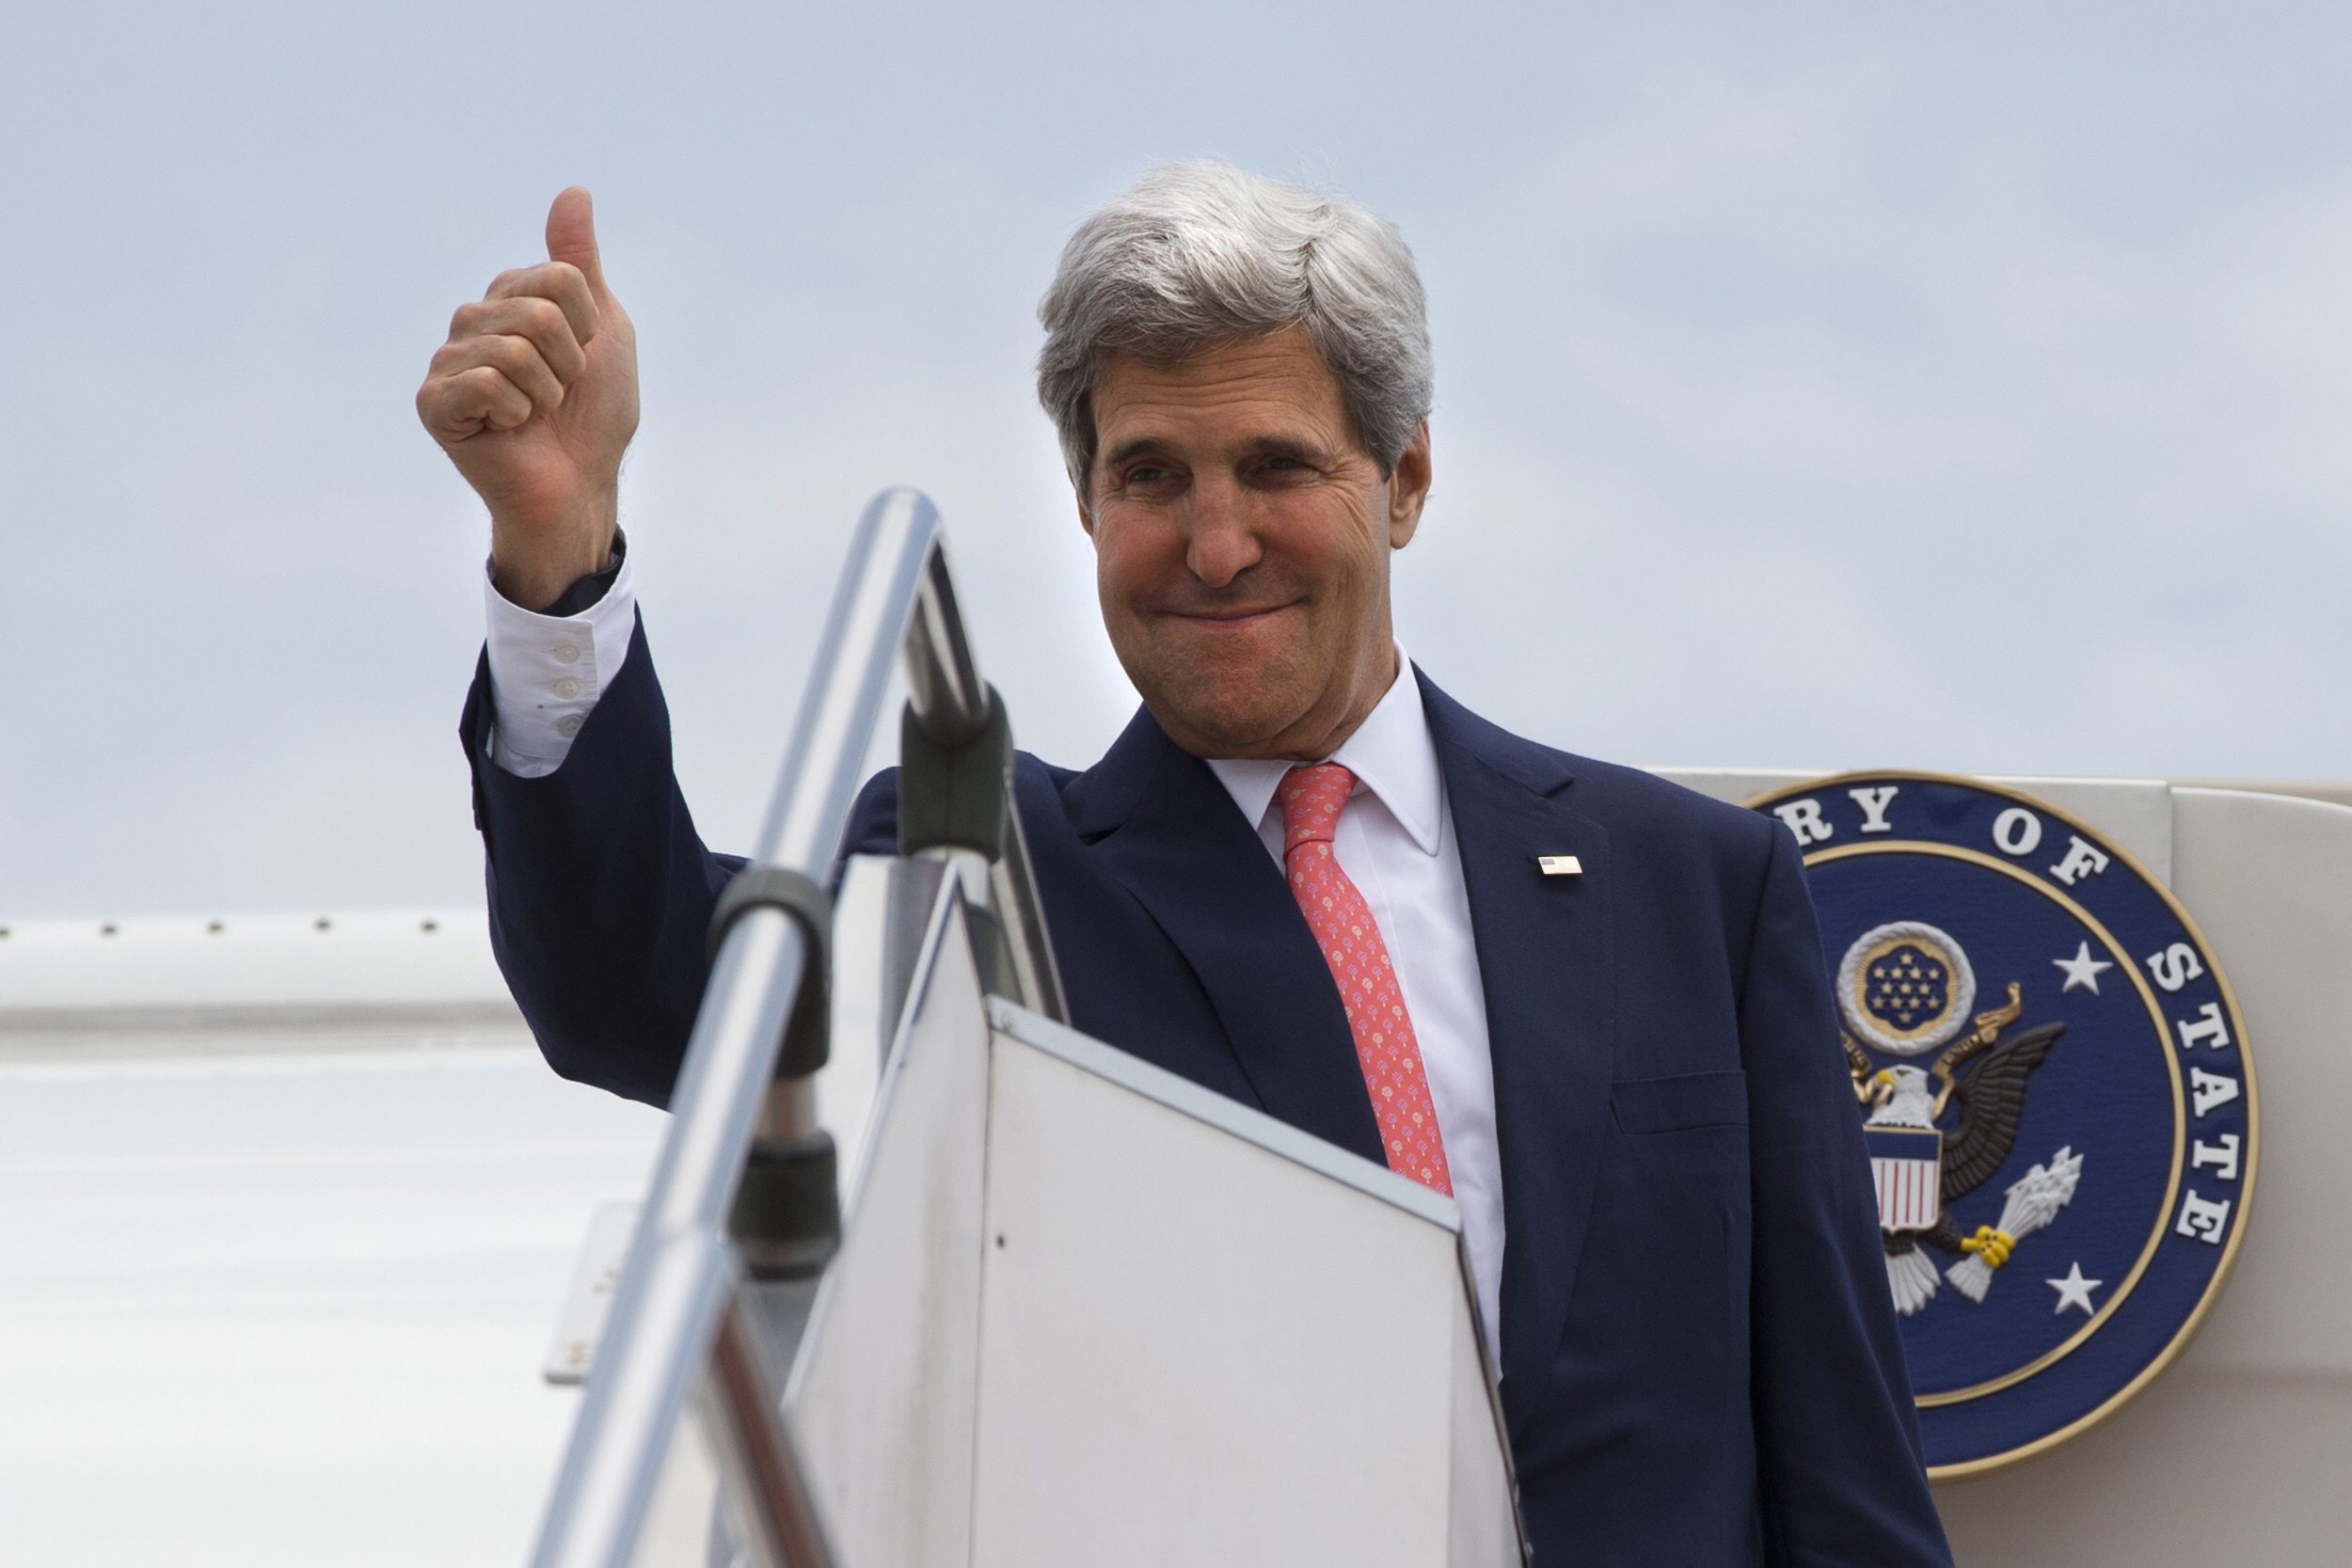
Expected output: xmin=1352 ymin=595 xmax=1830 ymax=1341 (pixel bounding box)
xmin=545 ymin=186 xmax=610 ymax=298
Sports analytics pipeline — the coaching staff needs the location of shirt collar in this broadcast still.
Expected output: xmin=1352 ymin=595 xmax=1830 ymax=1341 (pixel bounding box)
xmin=1203 ymin=646 xmax=1445 ymax=856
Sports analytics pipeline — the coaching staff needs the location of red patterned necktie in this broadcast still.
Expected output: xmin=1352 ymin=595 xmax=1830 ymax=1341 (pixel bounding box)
xmin=1277 ymin=763 xmax=1454 ymax=1196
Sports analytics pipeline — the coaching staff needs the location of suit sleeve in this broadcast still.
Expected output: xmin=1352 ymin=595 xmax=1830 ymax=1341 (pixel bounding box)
xmin=1739 ymin=824 xmax=1954 ymax=1567
xmin=457 ymin=612 xmax=908 ymax=1107
xmin=460 ymin=612 xmax=741 ymax=1106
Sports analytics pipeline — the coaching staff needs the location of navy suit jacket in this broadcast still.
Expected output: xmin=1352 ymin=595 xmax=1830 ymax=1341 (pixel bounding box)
xmin=462 ymin=616 xmax=1951 ymax=1568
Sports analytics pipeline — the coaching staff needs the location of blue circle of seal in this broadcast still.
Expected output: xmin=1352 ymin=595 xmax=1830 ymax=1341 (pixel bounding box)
xmin=1747 ymin=772 xmax=2259 ymax=1478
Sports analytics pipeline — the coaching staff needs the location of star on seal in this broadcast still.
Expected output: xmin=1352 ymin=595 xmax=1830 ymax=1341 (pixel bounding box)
xmin=2052 ymin=942 xmax=2113 ymax=995
xmin=2046 ymin=1262 xmax=2102 ymax=1316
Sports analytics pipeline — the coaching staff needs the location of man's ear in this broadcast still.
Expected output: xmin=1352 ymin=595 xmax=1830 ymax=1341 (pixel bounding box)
xmin=1073 ymin=475 xmax=1097 ymax=540
xmin=1387 ymin=420 xmax=1431 ymax=549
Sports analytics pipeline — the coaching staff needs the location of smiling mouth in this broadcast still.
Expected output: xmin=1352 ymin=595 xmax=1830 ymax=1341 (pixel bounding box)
xmin=1169 ymin=602 xmax=1298 ymax=626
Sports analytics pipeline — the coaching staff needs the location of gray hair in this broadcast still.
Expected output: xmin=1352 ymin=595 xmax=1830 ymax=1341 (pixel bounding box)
xmin=1036 ymin=161 xmax=1433 ymax=494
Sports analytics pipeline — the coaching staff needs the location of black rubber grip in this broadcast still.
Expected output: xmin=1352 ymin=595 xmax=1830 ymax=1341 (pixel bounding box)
xmin=707 ymin=863 xmax=833 ymax=1079
xmin=898 ymin=684 xmax=1011 ymax=860
xmin=728 ymin=1132 xmax=841 ymax=1280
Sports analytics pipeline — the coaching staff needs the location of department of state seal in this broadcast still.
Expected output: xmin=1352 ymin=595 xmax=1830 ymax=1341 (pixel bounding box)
xmin=1748 ymin=772 xmax=2258 ymax=1479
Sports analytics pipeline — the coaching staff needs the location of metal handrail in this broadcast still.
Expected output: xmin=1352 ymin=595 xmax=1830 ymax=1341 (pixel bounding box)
xmin=528 ymin=487 xmax=1059 ymax=1568
xmin=753 ymin=490 xmax=961 ymax=873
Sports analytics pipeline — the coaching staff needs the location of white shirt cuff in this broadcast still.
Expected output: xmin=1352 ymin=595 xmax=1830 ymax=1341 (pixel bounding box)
xmin=482 ymin=546 xmax=637 ymax=778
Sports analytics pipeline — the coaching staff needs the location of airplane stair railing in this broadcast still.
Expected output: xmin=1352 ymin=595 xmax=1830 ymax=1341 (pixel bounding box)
xmin=527 ymin=487 xmax=1066 ymax=1568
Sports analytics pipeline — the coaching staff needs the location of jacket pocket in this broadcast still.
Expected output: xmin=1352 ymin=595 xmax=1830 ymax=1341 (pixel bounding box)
xmin=1611 ymin=1069 xmax=1748 ymax=1132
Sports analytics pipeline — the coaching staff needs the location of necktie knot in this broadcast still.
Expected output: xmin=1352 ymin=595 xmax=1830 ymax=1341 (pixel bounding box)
xmin=1278 ymin=763 xmax=1357 ymax=856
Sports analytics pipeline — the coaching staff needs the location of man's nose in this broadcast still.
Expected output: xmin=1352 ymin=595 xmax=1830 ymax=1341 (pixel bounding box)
xmin=1184 ymin=479 xmax=1262 ymax=588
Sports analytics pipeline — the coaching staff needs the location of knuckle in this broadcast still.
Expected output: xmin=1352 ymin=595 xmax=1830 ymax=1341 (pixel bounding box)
xmin=480 ymin=334 xmax=534 ymax=372
xmin=459 ymin=364 xmax=518 ymax=401
xmin=439 ymin=366 xmax=489 ymax=404
xmin=466 ymin=366 xmax=532 ymax=420
xmin=483 ymin=341 xmax=559 ymax=398
xmin=516 ymin=295 xmax=569 ymax=339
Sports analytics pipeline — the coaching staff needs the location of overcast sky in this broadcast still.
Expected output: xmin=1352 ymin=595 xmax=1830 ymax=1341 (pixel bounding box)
xmin=6 ymin=2 xmax=2352 ymax=918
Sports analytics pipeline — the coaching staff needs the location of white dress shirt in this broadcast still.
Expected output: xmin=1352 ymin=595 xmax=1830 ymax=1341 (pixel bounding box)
xmin=485 ymin=579 xmax=1507 ymax=1352
xmin=1204 ymin=657 xmax=1503 ymax=1356
xmin=481 ymin=549 xmax=638 ymax=778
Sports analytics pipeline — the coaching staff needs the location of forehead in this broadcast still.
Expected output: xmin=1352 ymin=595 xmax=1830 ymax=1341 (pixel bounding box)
xmin=1091 ymin=325 xmax=1351 ymax=449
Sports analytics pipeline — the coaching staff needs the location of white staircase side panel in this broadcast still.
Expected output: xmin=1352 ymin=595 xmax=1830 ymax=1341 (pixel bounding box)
xmin=786 ymin=896 xmax=993 ymax=1568
xmin=967 ymin=1026 xmax=1466 ymax=1568
xmin=787 ymin=880 xmax=1522 ymax=1568
xmin=816 ymin=857 xmax=895 ymax=1199
xmin=1448 ymin=1258 xmax=1521 ymax=1568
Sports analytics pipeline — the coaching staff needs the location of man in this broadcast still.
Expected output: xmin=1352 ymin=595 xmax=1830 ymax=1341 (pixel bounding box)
xmin=420 ymin=165 xmax=1952 ymax=1565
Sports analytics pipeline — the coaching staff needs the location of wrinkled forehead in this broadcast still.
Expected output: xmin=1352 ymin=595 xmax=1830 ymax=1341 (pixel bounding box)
xmin=1089 ymin=327 xmax=1360 ymax=458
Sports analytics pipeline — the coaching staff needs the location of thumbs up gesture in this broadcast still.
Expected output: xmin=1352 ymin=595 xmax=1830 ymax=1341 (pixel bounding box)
xmin=418 ymin=187 xmax=640 ymax=610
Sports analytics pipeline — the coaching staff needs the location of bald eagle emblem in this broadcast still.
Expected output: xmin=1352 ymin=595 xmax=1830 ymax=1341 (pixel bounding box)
xmin=1837 ymin=922 xmax=2077 ymax=1316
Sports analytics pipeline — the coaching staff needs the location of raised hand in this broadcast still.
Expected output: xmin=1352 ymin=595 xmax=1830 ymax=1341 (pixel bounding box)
xmin=418 ymin=187 xmax=640 ymax=610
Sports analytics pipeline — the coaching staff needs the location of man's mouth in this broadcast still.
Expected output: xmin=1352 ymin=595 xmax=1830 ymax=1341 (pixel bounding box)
xmin=1167 ymin=601 xmax=1299 ymax=627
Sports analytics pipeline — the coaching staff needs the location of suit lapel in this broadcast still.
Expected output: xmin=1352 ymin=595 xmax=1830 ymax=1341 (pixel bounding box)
xmin=1075 ymin=709 xmax=1385 ymax=1164
xmin=1422 ymin=673 xmax=1617 ymax=1438
xmin=1071 ymin=677 xmax=1618 ymax=1421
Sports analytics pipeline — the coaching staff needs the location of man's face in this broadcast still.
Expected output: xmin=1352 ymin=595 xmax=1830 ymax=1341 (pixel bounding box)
xmin=1080 ymin=325 xmax=1432 ymax=761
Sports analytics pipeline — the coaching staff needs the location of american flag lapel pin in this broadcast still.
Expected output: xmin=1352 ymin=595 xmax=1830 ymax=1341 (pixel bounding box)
xmin=1537 ymin=855 xmax=1582 ymax=877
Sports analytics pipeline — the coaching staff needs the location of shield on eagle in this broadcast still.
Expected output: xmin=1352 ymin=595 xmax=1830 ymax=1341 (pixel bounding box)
xmin=1867 ymin=1125 xmax=1944 ymax=1231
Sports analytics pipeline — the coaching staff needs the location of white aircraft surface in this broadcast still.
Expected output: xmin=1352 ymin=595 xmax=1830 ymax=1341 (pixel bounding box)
xmin=0 ymin=911 xmax=665 ymax=1567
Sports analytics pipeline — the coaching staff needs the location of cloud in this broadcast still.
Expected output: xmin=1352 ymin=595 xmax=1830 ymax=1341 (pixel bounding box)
xmin=1397 ymin=52 xmax=2352 ymax=778
xmin=8 ymin=6 xmax=2352 ymax=915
